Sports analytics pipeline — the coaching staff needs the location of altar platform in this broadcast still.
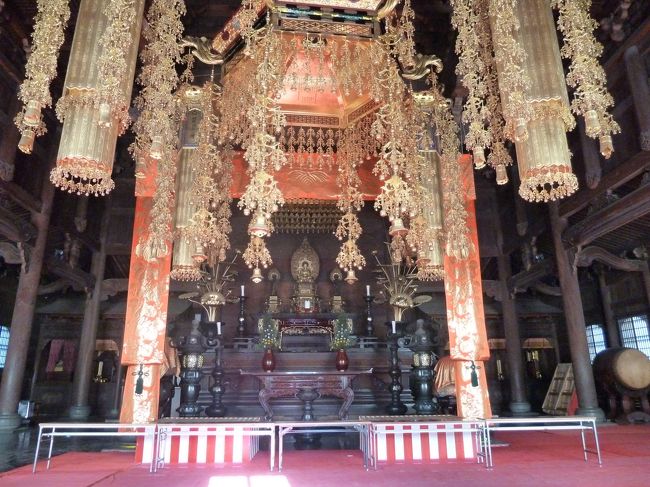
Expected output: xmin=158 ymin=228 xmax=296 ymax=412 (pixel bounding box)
xmin=132 ymin=415 xmax=485 ymax=468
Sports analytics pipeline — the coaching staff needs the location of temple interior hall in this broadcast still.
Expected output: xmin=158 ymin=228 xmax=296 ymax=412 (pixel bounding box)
xmin=0 ymin=0 xmax=649 ymax=485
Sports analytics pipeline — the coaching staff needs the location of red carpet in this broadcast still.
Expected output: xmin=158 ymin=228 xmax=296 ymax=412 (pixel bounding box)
xmin=2 ymin=424 xmax=649 ymax=486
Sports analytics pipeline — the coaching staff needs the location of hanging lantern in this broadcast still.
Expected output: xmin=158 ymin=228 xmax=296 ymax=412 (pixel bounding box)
xmin=344 ymin=269 xmax=358 ymax=284
xmin=495 ymin=164 xmax=508 ymax=185
xmin=249 ymin=211 xmax=270 ymax=238
xmin=388 ymin=217 xmax=408 ymax=237
xmin=191 ymin=244 xmax=208 ymax=265
xmin=18 ymin=129 xmax=36 ymax=155
xmin=508 ymin=0 xmax=578 ymax=202
xmin=51 ymin=0 xmax=145 ymax=196
xmin=251 ymin=267 xmax=264 ymax=283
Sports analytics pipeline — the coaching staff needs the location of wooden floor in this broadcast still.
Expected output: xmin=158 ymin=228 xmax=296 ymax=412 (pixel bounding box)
xmin=1 ymin=424 xmax=649 ymax=486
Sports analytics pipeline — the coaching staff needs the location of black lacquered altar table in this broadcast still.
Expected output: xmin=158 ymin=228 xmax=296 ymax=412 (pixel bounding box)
xmin=240 ymin=368 xmax=373 ymax=420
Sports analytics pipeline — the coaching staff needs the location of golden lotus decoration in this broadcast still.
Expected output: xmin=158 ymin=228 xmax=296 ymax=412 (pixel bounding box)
xmin=179 ymin=252 xmax=239 ymax=322
xmin=373 ymin=246 xmax=418 ymax=322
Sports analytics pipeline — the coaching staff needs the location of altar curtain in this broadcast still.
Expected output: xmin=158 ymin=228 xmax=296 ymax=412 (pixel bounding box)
xmin=45 ymin=339 xmax=76 ymax=373
xmin=443 ymin=155 xmax=492 ymax=419
xmin=120 ymin=196 xmax=172 ymax=423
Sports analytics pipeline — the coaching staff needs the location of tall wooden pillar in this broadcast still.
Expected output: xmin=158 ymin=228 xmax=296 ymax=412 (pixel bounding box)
xmin=497 ymin=254 xmax=531 ymax=415
xmin=594 ymin=264 xmax=620 ymax=348
xmin=0 ymin=96 xmax=21 ymax=182
xmin=624 ymin=46 xmax=650 ymax=151
xmin=119 ymin=195 xmax=172 ymax=423
xmin=549 ymin=203 xmax=604 ymax=420
xmin=578 ymin=117 xmax=602 ymax=189
xmin=640 ymin=263 xmax=650 ymax=312
xmin=444 ymin=156 xmax=492 ymax=419
xmin=69 ymin=198 xmax=111 ymax=419
xmin=0 ymin=152 xmax=57 ymax=430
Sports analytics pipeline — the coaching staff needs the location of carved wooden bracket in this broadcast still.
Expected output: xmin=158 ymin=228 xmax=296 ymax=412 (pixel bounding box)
xmin=507 ymin=259 xmax=556 ymax=294
xmin=575 ymin=245 xmax=648 ymax=272
xmin=0 ymin=206 xmax=36 ymax=243
xmin=482 ymin=279 xmax=502 ymax=301
xmin=46 ymin=258 xmax=96 ymax=292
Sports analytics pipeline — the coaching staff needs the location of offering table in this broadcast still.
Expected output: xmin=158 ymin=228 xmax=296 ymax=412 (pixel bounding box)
xmin=240 ymin=368 xmax=373 ymax=420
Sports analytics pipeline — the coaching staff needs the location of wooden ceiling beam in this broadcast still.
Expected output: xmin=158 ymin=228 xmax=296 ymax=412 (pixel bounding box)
xmin=559 ymin=150 xmax=650 ymax=218
xmin=0 ymin=179 xmax=42 ymax=214
xmin=564 ymin=181 xmax=650 ymax=248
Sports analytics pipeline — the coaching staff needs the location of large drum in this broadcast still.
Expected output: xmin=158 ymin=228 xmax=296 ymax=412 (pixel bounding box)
xmin=592 ymin=348 xmax=650 ymax=422
xmin=593 ymin=348 xmax=650 ymax=393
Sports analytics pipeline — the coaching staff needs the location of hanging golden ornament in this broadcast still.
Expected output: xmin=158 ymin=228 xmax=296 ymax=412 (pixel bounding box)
xmin=15 ymin=0 xmax=70 ymax=153
xmin=96 ymin=0 xmax=146 ymax=132
xmin=416 ymin=237 xmax=445 ymax=281
xmin=450 ymin=0 xmax=492 ymax=164
xmin=425 ymin=76 xmax=472 ymax=260
xmin=336 ymin=239 xmax=366 ymax=273
xmin=509 ymin=0 xmax=578 ymax=202
xmin=552 ymin=0 xmax=620 ymax=157
xmin=488 ymin=0 xmax=532 ymax=143
xmin=51 ymin=0 xmax=144 ymax=196
xmin=249 ymin=210 xmax=271 ymax=238
xmin=243 ymin=235 xmax=273 ymax=270
xmin=181 ymin=83 xmax=234 ymax=267
xmin=375 ymin=174 xmax=417 ymax=225
xmin=132 ymin=0 xmax=186 ymax=260
xmin=238 ymin=170 xmax=285 ymax=218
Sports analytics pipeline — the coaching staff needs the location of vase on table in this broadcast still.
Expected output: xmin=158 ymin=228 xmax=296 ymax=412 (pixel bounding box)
xmin=262 ymin=348 xmax=276 ymax=372
xmin=335 ymin=349 xmax=349 ymax=371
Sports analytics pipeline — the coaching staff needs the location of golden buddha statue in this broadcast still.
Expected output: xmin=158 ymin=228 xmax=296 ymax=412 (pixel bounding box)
xmin=291 ymin=238 xmax=319 ymax=313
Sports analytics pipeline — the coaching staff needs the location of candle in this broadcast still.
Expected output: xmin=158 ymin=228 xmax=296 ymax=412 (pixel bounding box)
xmin=366 ymin=285 xmax=370 ymax=296
xmin=391 ymin=320 xmax=396 ymax=334
xmin=97 ymin=361 xmax=103 ymax=376
xmin=241 ymin=285 xmax=245 ymax=297
xmin=496 ymin=358 xmax=502 ymax=375
xmin=217 ymin=322 xmax=222 ymax=335
xmin=305 ymin=299 xmax=311 ymax=310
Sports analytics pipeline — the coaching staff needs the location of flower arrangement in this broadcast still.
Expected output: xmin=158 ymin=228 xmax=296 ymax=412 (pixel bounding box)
xmin=258 ymin=314 xmax=280 ymax=350
xmin=330 ymin=314 xmax=356 ymax=351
